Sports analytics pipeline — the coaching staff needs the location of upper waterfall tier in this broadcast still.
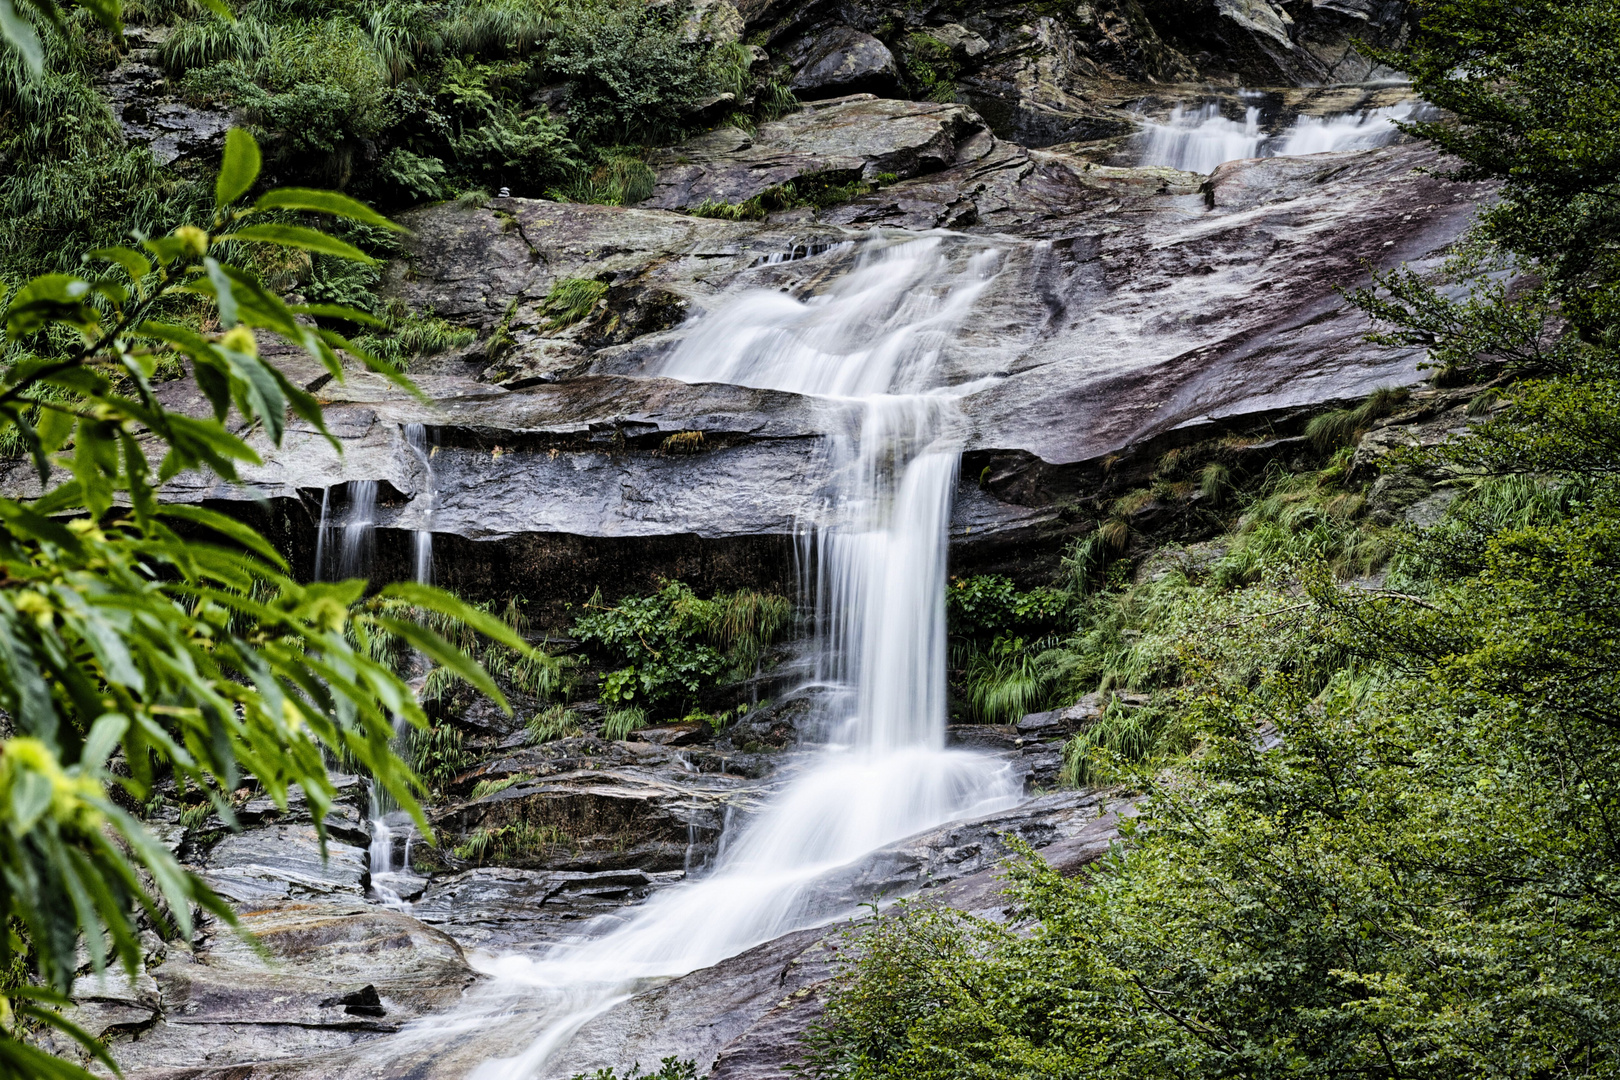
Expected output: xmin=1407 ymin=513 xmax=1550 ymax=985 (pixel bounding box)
xmin=0 ymin=107 xmax=1487 ymax=600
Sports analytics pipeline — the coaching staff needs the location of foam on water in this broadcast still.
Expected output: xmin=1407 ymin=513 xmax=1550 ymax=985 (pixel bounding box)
xmin=417 ymin=233 xmax=1024 ymax=1079
xmin=1138 ymin=99 xmax=1419 ymax=172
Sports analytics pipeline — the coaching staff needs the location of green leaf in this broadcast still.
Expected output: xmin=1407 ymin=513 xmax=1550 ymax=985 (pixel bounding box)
xmin=215 ymin=128 xmax=262 ymax=208
xmin=378 ymin=582 xmax=533 ymax=653
xmin=0 ymin=0 xmax=44 ymax=77
xmin=156 ymin=504 xmax=289 ymax=569
xmin=204 ymin=257 xmax=239 ymax=329
xmin=373 ymin=615 xmax=511 ymax=712
xmin=252 ymin=188 xmax=406 ymax=232
xmin=81 ymin=714 xmax=129 ymax=773
xmin=88 ymin=246 xmax=153 ymax=285
xmin=9 ymin=768 xmax=52 ymax=835
xmin=223 ymin=224 xmax=378 ymax=263
xmin=5 ymin=274 xmax=96 ymax=337
xmin=288 ymin=303 xmax=387 ymax=326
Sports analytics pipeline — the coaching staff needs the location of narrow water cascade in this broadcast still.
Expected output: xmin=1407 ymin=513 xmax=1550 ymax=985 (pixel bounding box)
xmin=338 ymin=479 xmax=380 ymax=580
xmin=1138 ymin=99 xmax=1419 ymax=172
xmin=393 ymin=233 xmax=1024 ymax=1079
xmin=405 ymin=421 xmax=436 ymax=586
xmin=368 ymin=423 xmax=437 ymax=909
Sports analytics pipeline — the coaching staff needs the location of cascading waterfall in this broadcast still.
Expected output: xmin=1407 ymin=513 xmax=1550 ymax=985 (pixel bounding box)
xmin=1138 ymin=99 xmax=1418 ymax=172
xmin=404 ymin=233 xmax=1023 ymax=1079
xmin=1139 ymin=101 xmax=1265 ymax=173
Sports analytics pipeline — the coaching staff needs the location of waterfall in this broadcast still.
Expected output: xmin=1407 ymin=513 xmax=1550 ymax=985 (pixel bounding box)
xmin=338 ymin=479 xmax=379 ymax=580
xmin=1138 ymin=99 xmax=1418 ymax=172
xmin=1139 ymin=102 xmax=1265 ymax=173
xmin=367 ymin=424 xmax=437 ymax=910
xmin=313 ymin=487 xmax=331 ymax=582
xmin=405 ymin=422 xmax=435 ymax=585
xmin=433 ymin=233 xmax=1022 ymax=1079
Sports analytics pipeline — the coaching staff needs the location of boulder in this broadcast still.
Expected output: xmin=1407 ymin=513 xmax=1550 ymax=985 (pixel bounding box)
xmin=95 ymin=904 xmax=477 ymax=1077
xmin=786 ymin=27 xmax=899 ymax=100
xmin=200 ymin=825 xmax=369 ymax=908
xmin=411 ymin=867 xmax=683 ymax=953
xmin=643 ymin=96 xmax=988 ymax=211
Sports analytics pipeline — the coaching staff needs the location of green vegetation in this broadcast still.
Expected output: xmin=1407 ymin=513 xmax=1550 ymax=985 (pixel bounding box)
xmin=352 ymin=301 xmax=477 ymax=371
xmin=571 ymin=581 xmax=792 ymax=715
xmin=806 ymin=1 xmax=1620 ymax=1076
xmin=570 ymin=1058 xmax=698 ymax=1080
xmin=0 ymin=0 xmax=798 ymax=292
xmin=689 ymin=171 xmax=901 ymax=221
xmin=526 ymin=702 xmax=583 ymax=744
xmin=0 ymin=130 xmax=526 ymax=1078
xmin=901 ymin=33 xmax=959 ymax=103
xmin=452 ymin=820 xmax=567 ymax=864
xmin=539 ymin=276 xmax=608 ymax=331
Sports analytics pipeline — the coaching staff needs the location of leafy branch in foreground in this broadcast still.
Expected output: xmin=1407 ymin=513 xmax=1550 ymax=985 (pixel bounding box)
xmin=0 ymin=127 xmax=530 ymax=1078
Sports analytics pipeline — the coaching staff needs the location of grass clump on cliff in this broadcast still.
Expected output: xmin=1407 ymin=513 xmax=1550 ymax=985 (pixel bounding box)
xmin=572 ymin=581 xmax=792 ymax=716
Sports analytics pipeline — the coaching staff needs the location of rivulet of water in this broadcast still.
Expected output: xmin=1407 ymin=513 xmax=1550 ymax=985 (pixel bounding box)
xmin=423 ymin=233 xmax=1024 ymax=1079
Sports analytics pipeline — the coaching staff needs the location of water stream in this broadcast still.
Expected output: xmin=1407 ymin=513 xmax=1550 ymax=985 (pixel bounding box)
xmin=388 ymin=233 xmax=1025 ymax=1078
xmin=1138 ymin=99 xmax=1419 ymax=172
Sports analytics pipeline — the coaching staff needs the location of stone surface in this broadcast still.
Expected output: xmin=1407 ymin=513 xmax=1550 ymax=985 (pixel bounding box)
xmin=787 ymin=26 xmax=899 ymax=99
xmin=93 ymin=904 xmax=477 ymax=1077
xmin=644 ymin=96 xmax=987 ymax=211
xmin=200 ymin=825 xmax=369 ymax=907
xmin=411 ymin=867 xmax=684 ymax=953
xmin=96 ymin=27 xmax=233 ymax=165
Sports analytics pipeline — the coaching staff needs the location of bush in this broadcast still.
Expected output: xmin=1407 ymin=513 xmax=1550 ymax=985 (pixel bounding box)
xmin=545 ymin=1 xmax=714 ymax=148
xmin=572 ymin=582 xmax=792 ymax=713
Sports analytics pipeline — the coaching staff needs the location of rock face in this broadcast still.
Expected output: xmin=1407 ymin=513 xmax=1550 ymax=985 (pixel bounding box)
xmin=787 ymin=26 xmax=900 ymax=98
xmin=39 ymin=109 xmax=1484 ymax=603
xmin=67 ymin=905 xmax=478 ymax=1077
xmin=105 ymin=785 xmax=1131 ymax=1079
xmin=644 ymin=95 xmax=985 ymax=210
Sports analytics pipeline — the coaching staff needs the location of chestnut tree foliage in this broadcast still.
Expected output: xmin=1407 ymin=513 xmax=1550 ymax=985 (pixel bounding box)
xmin=0 ymin=129 xmax=528 ymax=1078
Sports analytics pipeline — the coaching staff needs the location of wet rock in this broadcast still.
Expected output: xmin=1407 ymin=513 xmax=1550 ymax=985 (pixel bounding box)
xmin=435 ymin=764 xmax=767 ymax=873
xmin=95 ymin=29 xmax=233 ymax=166
xmin=946 ymin=724 xmax=1020 ymax=751
xmin=102 ymin=904 xmax=477 ymax=1076
xmin=787 ymin=27 xmax=899 ymax=100
xmin=1017 ymin=694 xmax=1104 ymax=737
xmin=411 ymin=867 xmax=683 ymax=953
xmin=634 ymin=722 xmax=711 ymax=746
xmin=644 ymin=96 xmax=987 ymax=211
xmin=200 ymin=825 xmax=368 ymax=907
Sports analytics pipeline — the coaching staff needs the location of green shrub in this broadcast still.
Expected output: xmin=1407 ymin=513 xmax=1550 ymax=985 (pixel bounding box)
xmin=526 ymin=703 xmax=582 ymax=744
xmin=354 ymin=303 xmax=477 ymax=370
xmin=601 ymin=704 xmax=647 ymax=741
xmin=572 ymin=581 xmax=792 ymax=713
xmin=570 ymin=1057 xmax=697 ymax=1080
xmin=544 ymin=1 xmax=714 ymax=148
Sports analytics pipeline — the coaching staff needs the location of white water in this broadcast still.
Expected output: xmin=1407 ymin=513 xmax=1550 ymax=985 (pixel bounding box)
xmin=368 ymin=423 xmax=438 ymax=910
xmin=439 ymin=233 xmax=1022 ymax=1079
xmin=405 ymin=422 xmax=435 ymax=586
xmin=1139 ymin=99 xmax=1418 ymax=173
